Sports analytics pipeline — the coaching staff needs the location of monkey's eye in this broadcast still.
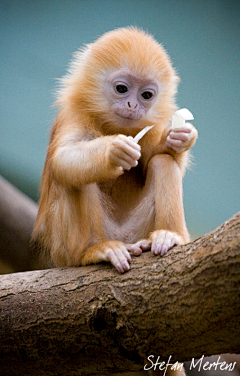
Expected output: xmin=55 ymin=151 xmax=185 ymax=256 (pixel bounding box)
xmin=141 ymin=91 xmax=153 ymax=100
xmin=116 ymin=84 xmax=128 ymax=94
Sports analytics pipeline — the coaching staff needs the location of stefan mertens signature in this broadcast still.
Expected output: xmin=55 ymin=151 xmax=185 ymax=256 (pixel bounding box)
xmin=144 ymin=355 xmax=237 ymax=375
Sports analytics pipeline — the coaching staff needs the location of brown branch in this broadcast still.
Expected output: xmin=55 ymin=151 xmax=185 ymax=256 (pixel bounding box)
xmin=0 ymin=175 xmax=38 ymax=271
xmin=0 ymin=212 xmax=239 ymax=375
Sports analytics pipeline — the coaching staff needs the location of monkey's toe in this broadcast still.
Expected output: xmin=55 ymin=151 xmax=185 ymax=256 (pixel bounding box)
xmin=150 ymin=230 xmax=182 ymax=256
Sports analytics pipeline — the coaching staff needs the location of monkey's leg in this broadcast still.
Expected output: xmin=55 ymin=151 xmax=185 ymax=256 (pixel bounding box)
xmin=128 ymin=153 xmax=190 ymax=256
xmin=148 ymin=153 xmax=190 ymax=254
xmin=75 ymin=185 xmax=139 ymax=273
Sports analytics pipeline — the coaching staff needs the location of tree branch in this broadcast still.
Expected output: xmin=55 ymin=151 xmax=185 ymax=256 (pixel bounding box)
xmin=0 ymin=175 xmax=38 ymax=271
xmin=0 ymin=212 xmax=239 ymax=375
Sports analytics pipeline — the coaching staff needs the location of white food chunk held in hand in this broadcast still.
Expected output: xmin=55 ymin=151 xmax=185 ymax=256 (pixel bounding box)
xmin=172 ymin=108 xmax=194 ymax=129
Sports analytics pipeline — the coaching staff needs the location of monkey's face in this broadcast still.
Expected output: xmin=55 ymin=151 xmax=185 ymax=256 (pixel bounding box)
xmin=104 ymin=68 xmax=160 ymax=126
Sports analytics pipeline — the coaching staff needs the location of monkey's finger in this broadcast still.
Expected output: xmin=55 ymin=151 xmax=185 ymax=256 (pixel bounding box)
xmin=113 ymin=137 xmax=141 ymax=159
xmin=167 ymin=132 xmax=189 ymax=142
xmin=165 ymin=231 xmax=183 ymax=248
xmin=109 ymin=252 xmax=126 ymax=273
xmin=127 ymin=239 xmax=151 ymax=254
xmin=105 ymin=246 xmax=131 ymax=273
xmin=165 ymin=138 xmax=188 ymax=152
xmin=119 ymin=134 xmax=142 ymax=151
xmin=110 ymin=148 xmax=140 ymax=170
xmin=117 ymin=142 xmax=141 ymax=161
xmin=111 ymin=138 xmax=141 ymax=155
xmin=151 ymin=230 xmax=182 ymax=256
xmin=170 ymin=126 xmax=192 ymax=134
xmin=122 ymin=247 xmax=132 ymax=262
xmin=159 ymin=233 xmax=181 ymax=256
xmin=120 ymin=160 xmax=138 ymax=171
xmin=151 ymin=242 xmax=167 ymax=256
xmin=150 ymin=230 xmax=168 ymax=255
xmin=138 ymin=239 xmax=152 ymax=251
xmin=111 ymin=150 xmax=139 ymax=170
xmin=115 ymin=245 xmax=131 ymax=271
xmin=127 ymin=245 xmax=142 ymax=256
xmin=114 ymin=151 xmax=138 ymax=169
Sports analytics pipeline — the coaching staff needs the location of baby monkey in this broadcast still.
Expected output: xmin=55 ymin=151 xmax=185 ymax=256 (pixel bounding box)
xmin=32 ymin=27 xmax=197 ymax=274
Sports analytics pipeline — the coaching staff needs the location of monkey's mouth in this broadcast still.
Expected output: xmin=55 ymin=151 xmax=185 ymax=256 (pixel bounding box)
xmin=114 ymin=109 xmax=144 ymax=121
xmin=122 ymin=114 xmax=140 ymax=120
xmin=114 ymin=114 xmax=140 ymax=127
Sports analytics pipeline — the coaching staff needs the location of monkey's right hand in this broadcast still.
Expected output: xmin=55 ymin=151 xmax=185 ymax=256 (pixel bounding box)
xmin=107 ymin=134 xmax=141 ymax=172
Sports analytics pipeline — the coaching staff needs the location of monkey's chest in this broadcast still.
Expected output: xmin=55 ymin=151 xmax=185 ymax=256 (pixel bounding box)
xmin=98 ymin=168 xmax=145 ymax=222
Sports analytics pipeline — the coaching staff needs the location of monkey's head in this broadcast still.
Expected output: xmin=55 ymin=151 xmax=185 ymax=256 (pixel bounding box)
xmin=58 ymin=27 xmax=179 ymax=133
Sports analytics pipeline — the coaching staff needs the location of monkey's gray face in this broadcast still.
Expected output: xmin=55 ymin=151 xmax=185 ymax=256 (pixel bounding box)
xmin=104 ymin=69 xmax=159 ymax=125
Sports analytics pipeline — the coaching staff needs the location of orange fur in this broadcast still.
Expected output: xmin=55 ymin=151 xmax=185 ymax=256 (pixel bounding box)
xmin=32 ymin=27 xmax=197 ymax=277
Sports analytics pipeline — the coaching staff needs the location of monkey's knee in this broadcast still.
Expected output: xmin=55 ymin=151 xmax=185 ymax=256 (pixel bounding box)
xmin=147 ymin=154 xmax=181 ymax=178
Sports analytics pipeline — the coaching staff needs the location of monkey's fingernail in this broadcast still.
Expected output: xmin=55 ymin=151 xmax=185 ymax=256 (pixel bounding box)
xmin=160 ymin=245 xmax=168 ymax=256
xmin=116 ymin=263 xmax=124 ymax=273
xmin=122 ymin=260 xmax=130 ymax=271
xmin=151 ymin=246 xmax=159 ymax=255
xmin=126 ymin=253 xmax=131 ymax=262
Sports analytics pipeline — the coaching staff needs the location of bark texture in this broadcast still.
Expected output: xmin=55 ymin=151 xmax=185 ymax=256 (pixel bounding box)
xmin=0 ymin=212 xmax=240 ymax=376
xmin=0 ymin=175 xmax=38 ymax=272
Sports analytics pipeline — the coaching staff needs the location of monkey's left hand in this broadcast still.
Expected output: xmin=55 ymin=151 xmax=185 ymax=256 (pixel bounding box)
xmin=165 ymin=123 xmax=198 ymax=153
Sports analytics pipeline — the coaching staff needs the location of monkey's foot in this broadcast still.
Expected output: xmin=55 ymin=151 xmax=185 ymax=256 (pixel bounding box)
xmin=150 ymin=230 xmax=183 ymax=256
xmin=81 ymin=240 xmax=132 ymax=273
xmin=126 ymin=239 xmax=152 ymax=255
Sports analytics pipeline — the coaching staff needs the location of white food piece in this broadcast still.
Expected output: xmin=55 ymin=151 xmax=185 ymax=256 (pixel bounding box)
xmin=172 ymin=108 xmax=194 ymax=129
xmin=133 ymin=125 xmax=155 ymax=143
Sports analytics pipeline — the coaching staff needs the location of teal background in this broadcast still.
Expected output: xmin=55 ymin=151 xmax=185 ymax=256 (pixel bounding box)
xmin=0 ymin=0 xmax=239 ymax=239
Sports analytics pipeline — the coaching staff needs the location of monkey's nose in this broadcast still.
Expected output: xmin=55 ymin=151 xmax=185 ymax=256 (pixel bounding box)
xmin=127 ymin=101 xmax=138 ymax=110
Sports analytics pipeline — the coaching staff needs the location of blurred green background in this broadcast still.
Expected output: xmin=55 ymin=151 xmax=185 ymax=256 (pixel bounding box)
xmin=0 ymin=0 xmax=239 ymax=239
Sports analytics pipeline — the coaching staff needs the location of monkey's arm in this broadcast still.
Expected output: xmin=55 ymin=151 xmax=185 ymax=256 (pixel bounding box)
xmin=149 ymin=123 xmax=197 ymax=173
xmin=50 ymin=127 xmax=141 ymax=188
xmin=155 ymin=123 xmax=197 ymax=166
